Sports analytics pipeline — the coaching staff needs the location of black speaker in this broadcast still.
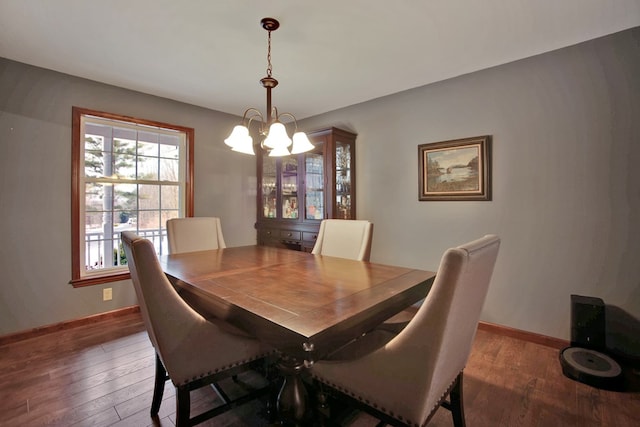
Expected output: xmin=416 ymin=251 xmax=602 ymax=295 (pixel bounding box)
xmin=571 ymin=294 xmax=606 ymax=350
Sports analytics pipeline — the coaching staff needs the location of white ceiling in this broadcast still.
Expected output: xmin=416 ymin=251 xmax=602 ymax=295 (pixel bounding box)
xmin=1 ymin=1 xmax=639 ymax=120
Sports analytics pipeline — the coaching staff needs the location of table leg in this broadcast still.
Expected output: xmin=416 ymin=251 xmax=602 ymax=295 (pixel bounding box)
xmin=276 ymin=355 xmax=309 ymax=424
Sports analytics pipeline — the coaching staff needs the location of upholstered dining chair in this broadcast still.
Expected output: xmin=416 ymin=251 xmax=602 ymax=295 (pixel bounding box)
xmin=311 ymin=234 xmax=501 ymax=427
xmin=166 ymin=217 xmax=226 ymax=254
xmin=121 ymin=231 xmax=272 ymax=426
xmin=311 ymin=219 xmax=373 ymax=261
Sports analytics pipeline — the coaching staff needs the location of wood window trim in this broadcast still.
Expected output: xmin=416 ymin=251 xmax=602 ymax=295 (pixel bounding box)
xmin=70 ymin=107 xmax=194 ymax=288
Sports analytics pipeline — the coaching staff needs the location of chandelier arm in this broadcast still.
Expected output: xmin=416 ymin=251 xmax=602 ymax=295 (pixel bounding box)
xmin=241 ymin=108 xmax=263 ymax=122
xmin=274 ymin=112 xmax=300 ymax=132
xmin=239 ymin=108 xmax=265 ymax=133
xmin=247 ymin=116 xmax=267 ymax=135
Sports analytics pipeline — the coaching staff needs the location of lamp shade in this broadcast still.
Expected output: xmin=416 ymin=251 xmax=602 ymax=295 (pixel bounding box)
xmin=225 ymin=125 xmax=252 ymax=149
xmin=290 ymin=132 xmax=314 ymax=154
xmin=231 ymin=137 xmax=256 ymax=155
xmin=263 ymin=122 xmax=292 ymax=149
xmin=268 ymin=145 xmax=291 ymax=157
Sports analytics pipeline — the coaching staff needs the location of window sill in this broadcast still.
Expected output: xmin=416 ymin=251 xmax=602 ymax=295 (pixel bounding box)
xmin=70 ymin=272 xmax=131 ymax=288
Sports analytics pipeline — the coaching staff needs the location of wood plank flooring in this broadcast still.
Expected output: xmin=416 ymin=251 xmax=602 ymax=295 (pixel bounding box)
xmin=1 ymin=311 xmax=638 ymax=426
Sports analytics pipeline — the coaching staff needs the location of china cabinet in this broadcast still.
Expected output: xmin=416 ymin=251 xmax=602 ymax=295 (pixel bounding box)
xmin=256 ymin=127 xmax=357 ymax=252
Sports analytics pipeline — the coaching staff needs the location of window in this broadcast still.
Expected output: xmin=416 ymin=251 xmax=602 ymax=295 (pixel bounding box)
xmin=71 ymin=108 xmax=193 ymax=287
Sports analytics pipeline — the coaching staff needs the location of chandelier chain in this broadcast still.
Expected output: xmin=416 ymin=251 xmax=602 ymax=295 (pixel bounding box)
xmin=266 ymin=30 xmax=273 ymax=78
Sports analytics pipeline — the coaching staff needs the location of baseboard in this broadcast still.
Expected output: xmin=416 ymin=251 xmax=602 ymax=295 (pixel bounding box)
xmin=1 ymin=308 xmax=568 ymax=349
xmin=0 ymin=305 xmax=140 ymax=346
xmin=478 ymin=321 xmax=569 ymax=349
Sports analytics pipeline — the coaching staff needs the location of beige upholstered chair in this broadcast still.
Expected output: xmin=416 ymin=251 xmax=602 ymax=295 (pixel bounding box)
xmin=166 ymin=217 xmax=227 ymax=254
xmin=121 ymin=231 xmax=271 ymax=426
xmin=311 ymin=219 xmax=373 ymax=261
xmin=312 ymin=235 xmax=501 ymax=427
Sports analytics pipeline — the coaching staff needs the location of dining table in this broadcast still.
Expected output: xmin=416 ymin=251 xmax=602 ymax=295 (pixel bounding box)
xmin=159 ymin=245 xmax=436 ymax=423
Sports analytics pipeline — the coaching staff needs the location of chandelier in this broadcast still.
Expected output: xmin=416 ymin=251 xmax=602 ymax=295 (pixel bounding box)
xmin=224 ymin=18 xmax=314 ymax=156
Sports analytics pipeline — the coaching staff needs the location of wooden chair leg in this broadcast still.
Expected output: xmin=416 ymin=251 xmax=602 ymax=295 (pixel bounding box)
xmin=176 ymin=386 xmax=191 ymax=427
xmin=315 ymin=383 xmax=330 ymax=421
xmin=449 ymin=372 xmax=466 ymax=427
xmin=151 ymin=353 xmax=167 ymax=417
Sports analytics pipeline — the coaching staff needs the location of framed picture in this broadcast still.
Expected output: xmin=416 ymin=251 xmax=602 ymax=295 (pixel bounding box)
xmin=418 ymin=135 xmax=491 ymax=201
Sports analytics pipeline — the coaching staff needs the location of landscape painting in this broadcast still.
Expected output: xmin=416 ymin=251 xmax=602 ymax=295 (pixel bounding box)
xmin=418 ymin=135 xmax=491 ymax=201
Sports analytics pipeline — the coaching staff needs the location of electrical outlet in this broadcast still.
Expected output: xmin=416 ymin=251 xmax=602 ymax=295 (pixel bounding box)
xmin=103 ymin=288 xmax=113 ymax=301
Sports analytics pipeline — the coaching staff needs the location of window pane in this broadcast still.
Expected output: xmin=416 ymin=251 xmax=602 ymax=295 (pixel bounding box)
xmin=85 ymin=211 xmax=104 ymax=231
xmin=113 ymin=127 xmax=136 ymax=141
xmin=85 ymin=230 xmax=104 ymax=270
xmin=161 ymin=185 xmax=179 ymax=209
xmin=112 ymin=138 xmax=136 ymax=178
xmin=112 ymin=210 xmax=127 ymax=226
xmin=138 ymin=156 xmax=158 ymax=180
xmin=85 ymin=183 xmax=104 ymax=211
xmin=114 ymin=240 xmax=128 ymax=267
xmin=103 ymin=237 xmax=117 ymax=267
xmin=159 ymin=158 xmax=179 ymax=181
xmin=138 ymin=140 xmax=158 ymax=157
xmin=159 ymin=139 xmax=180 ymax=159
xmin=91 ymin=187 xmax=118 ymax=214
xmin=139 ymin=184 xmax=160 ymax=210
xmin=139 ymin=210 xmax=161 ymax=231
xmin=113 ymin=153 xmax=136 ymax=178
xmin=85 ymin=134 xmax=104 ymax=151
xmin=138 ymin=131 xmax=158 ymax=145
xmin=113 ymin=183 xmax=137 ymax=211
xmin=84 ymin=135 xmax=104 ymax=177
xmin=114 ymin=138 xmax=136 ymax=154
xmin=162 ymin=210 xmax=179 ymax=224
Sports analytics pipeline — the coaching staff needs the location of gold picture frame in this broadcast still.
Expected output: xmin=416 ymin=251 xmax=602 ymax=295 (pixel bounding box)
xmin=418 ymin=135 xmax=492 ymax=201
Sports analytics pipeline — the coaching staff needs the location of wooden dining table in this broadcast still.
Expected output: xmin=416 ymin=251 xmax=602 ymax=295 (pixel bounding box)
xmin=159 ymin=245 xmax=436 ymax=423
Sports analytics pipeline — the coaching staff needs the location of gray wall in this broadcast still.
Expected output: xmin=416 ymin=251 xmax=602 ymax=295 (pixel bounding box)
xmin=0 ymin=59 xmax=257 ymax=335
xmin=1 ymin=27 xmax=638 ymax=343
xmin=300 ymin=28 xmax=640 ymax=341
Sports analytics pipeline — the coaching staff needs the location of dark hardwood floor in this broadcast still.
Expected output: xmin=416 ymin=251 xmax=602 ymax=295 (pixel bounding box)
xmin=1 ymin=311 xmax=638 ymax=426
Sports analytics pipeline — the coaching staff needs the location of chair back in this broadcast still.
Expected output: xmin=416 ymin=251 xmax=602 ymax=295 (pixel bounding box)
xmin=166 ymin=217 xmax=227 ymax=254
xmin=122 ymin=231 xmax=210 ymax=373
xmin=391 ymin=234 xmax=500 ymax=419
xmin=311 ymin=219 xmax=373 ymax=261
xmin=312 ymin=235 xmax=500 ymax=426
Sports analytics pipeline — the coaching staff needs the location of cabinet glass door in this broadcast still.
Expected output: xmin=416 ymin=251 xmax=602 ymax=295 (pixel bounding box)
xmin=305 ymin=152 xmax=324 ymax=220
xmin=281 ymin=157 xmax=299 ymax=219
xmin=261 ymin=157 xmax=277 ymax=218
xmin=336 ymin=141 xmax=352 ymax=219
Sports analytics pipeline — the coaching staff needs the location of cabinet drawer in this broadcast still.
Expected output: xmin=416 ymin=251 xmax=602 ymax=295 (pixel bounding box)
xmin=260 ymin=229 xmax=278 ymax=240
xmin=303 ymin=232 xmax=319 ymax=243
xmin=280 ymin=230 xmax=301 ymax=241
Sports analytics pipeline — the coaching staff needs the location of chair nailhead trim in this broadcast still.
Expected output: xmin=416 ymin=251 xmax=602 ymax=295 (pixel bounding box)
xmin=312 ymin=370 xmax=463 ymax=427
xmin=177 ymin=350 xmax=274 ymax=386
